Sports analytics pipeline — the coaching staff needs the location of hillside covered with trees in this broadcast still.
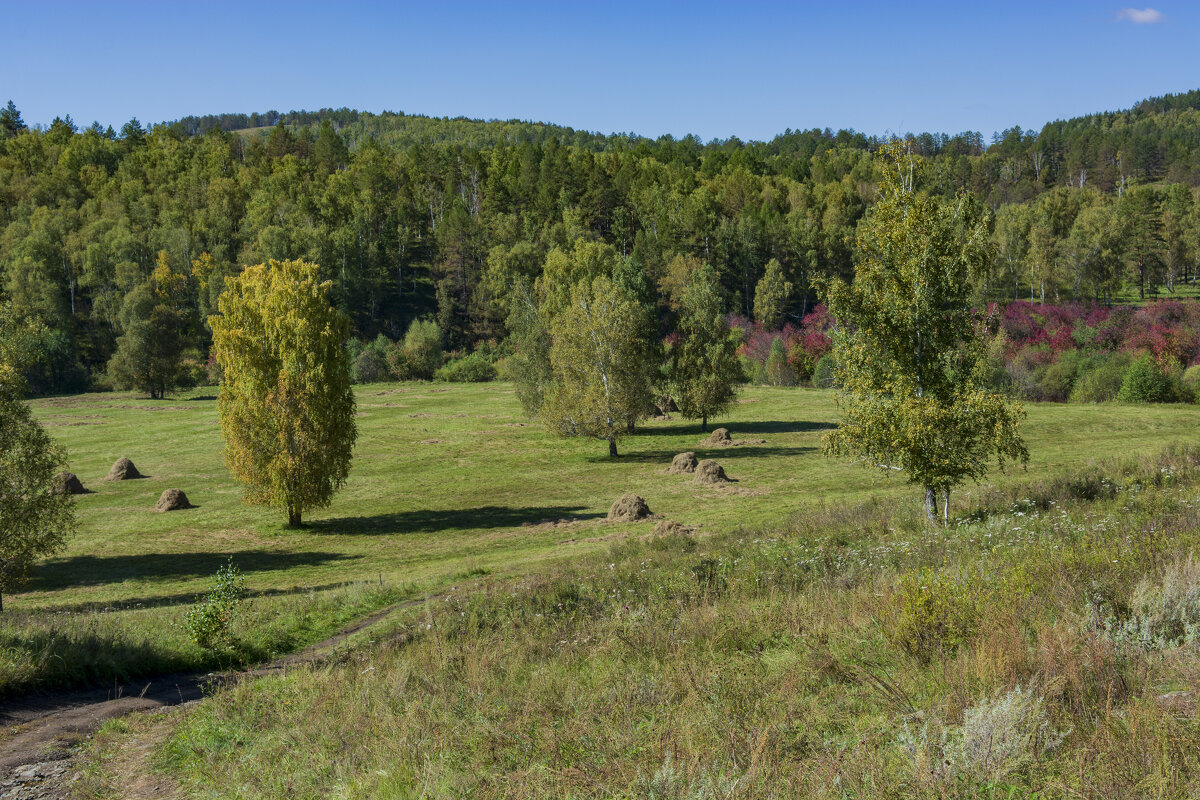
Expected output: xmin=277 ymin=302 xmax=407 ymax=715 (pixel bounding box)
xmin=4 ymin=89 xmax=1200 ymax=396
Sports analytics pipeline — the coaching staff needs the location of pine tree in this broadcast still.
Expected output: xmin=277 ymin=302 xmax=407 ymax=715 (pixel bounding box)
xmin=209 ymin=260 xmax=357 ymax=527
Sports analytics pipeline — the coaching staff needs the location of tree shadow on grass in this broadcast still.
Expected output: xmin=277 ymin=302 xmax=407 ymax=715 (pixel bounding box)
xmin=28 ymin=581 xmax=372 ymax=615
xmin=27 ymin=550 xmax=357 ymax=592
xmin=643 ymin=420 xmax=837 ymax=436
xmin=310 ymin=505 xmax=603 ymax=536
xmin=588 ymin=445 xmax=817 ymax=464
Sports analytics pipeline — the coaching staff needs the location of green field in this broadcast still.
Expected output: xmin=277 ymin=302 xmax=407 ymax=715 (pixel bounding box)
xmin=10 ymin=384 xmax=1200 ymax=797
xmin=18 ymin=383 xmax=1200 ymax=610
xmin=5 ymin=383 xmax=1199 ymax=695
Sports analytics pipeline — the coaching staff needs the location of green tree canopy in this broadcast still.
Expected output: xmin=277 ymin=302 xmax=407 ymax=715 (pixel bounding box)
xmin=0 ymin=305 xmax=75 ymax=610
xmin=107 ymin=267 xmax=194 ymax=399
xmin=668 ymin=263 xmax=742 ymax=431
xmin=209 ymin=259 xmax=357 ymax=527
xmin=821 ymin=144 xmax=1028 ymax=523
xmin=753 ymin=258 xmax=792 ymax=329
xmin=541 ymin=275 xmax=656 ymax=456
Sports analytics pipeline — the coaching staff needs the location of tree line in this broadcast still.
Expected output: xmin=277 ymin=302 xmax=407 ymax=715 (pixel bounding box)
xmin=4 ymin=90 xmax=1200 ymax=395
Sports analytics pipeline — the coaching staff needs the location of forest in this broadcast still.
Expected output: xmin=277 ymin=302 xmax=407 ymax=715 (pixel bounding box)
xmin=4 ymin=89 xmax=1200 ymax=397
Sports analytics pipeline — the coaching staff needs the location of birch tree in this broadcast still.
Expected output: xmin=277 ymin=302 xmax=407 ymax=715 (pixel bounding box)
xmin=541 ymin=275 xmax=656 ymax=457
xmin=821 ymin=143 xmax=1027 ymax=524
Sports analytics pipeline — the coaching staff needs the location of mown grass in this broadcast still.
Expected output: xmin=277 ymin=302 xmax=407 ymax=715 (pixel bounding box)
xmin=129 ymin=447 xmax=1200 ymax=799
xmin=9 ymin=384 xmax=1200 ymax=698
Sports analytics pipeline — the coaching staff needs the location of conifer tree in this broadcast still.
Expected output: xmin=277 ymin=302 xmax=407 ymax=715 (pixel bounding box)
xmin=209 ymin=260 xmax=356 ymax=527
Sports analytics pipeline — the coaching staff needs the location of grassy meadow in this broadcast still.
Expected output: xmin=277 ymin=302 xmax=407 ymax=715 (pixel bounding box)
xmin=11 ymin=382 xmax=1200 ymax=798
xmin=6 ymin=383 xmax=1200 ymax=697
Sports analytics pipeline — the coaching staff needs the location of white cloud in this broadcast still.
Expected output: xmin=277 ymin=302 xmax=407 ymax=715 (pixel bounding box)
xmin=1117 ymin=7 xmax=1164 ymax=23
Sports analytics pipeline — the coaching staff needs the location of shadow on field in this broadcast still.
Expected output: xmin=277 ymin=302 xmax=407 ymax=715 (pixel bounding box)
xmin=27 ymin=551 xmax=356 ymax=592
xmin=30 ymin=581 xmax=367 ymax=615
xmin=645 ymin=420 xmax=836 ymax=435
xmin=311 ymin=505 xmax=603 ymax=535
xmin=590 ymin=445 xmax=817 ymax=464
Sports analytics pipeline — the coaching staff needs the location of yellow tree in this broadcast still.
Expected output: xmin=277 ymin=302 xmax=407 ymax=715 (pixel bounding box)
xmin=821 ymin=144 xmax=1027 ymax=524
xmin=209 ymin=260 xmax=356 ymax=527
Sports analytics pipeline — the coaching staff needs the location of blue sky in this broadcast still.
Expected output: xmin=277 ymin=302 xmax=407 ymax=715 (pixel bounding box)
xmin=4 ymin=1 xmax=1199 ymax=141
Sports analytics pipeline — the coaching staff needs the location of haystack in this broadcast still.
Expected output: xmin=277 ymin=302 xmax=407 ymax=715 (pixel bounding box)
xmin=607 ymin=493 xmax=651 ymax=522
xmin=52 ymin=471 xmax=87 ymax=495
xmin=105 ymin=457 xmax=142 ymax=481
xmin=653 ymin=519 xmax=695 ymax=536
xmin=155 ymin=489 xmax=193 ymax=512
xmin=656 ymin=395 xmax=680 ymax=414
xmin=703 ymin=427 xmax=733 ymax=446
xmin=694 ymin=459 xmax=730 ymax=484
xmin=667 ymin=452 xmax=699 ymax=474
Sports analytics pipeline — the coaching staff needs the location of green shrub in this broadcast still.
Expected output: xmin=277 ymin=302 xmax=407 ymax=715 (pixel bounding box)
xmin=811 ymin=354 xmax=836 ymax=389
xmin=739 ymin=355 xmax=765 ymax=386
xmin=1117 ymin=354 xmax=1174 ymax=404
xmin=435 ymin=351 xmax=497 ymax=383
xmin=1036 ymin=352 xmax=1081 ymax=402
xmin=183 ymin=559 xmax=247 ymax=653
xmin=1070 ymin=353 xmax=1130 ymax=403
xmin=1180 ymin=365 xmax=1200 ymax=403
xmin=392 ymin=319 xmax=443 ymax=380
xmin=353 ymin=348 xmax=389 ymax=384
xmin=891 ymin=570 xmax=978 ymax=662
xmin=1104 ymin=555 xmax=1200 ymax=652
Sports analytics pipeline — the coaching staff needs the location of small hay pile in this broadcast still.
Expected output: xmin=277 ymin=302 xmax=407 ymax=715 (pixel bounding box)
xmin=52 ymin=472 xmax=87 ymax=495
xmin=607 ymin=493 xmax=652 ymax=522
xmin=694 ymin=459 xmax=731 ymax=485
xmin=653 ymin=519 xmax=695 ymax=536
xmin=703 ymin=427 xmax=733 ymax=446
xmin=106 ymin=458 xmax=142 ymax=481
xmin=667 ymin=452 xmax=699 ymax=474
xmin=155 ymin=489 xmax=193 ymax=512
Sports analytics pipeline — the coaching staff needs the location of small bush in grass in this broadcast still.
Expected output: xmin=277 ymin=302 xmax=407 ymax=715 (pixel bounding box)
xmin=1117 ymin=354 xmax=1175 ymax=404
xmin=891 ymin=569 xmax=978 ymax=662
xmin=435 ymin=351 xmax=496 ymax=382
xmin=900 ymin=686 xmax=1066 ymax=788
xmin=183 ymin=559 xmax=247 ymax=653
xmin=1037 ymin=351 xmax=1082 ymax=401
xmin=956 ymin=686 xmax=1066 ymax=783
xmin=1104 ymin=555 xmax=1200 ymax=652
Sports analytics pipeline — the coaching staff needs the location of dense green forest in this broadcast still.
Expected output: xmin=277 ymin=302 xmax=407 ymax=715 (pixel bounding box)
xmin=4 ymin=89 xmax=1200 ymax=395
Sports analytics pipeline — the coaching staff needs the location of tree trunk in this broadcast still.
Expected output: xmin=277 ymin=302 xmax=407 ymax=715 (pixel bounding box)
xmin=287 ymin=509 xmax=302 ymax=528
xmin=943 ymin=490 xmax=950 ymax=527
xmin=702 ymin=415 xmax=708 ymax=432
xmin=924 ymin=487 xmax=937 ymax=524
xmin=608 ymin=437 xmax=618 ymax=458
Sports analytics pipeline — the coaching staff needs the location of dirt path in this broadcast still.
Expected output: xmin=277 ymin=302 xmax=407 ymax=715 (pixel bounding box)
xmin=0 ymin=599 xmax=416 ymax=798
